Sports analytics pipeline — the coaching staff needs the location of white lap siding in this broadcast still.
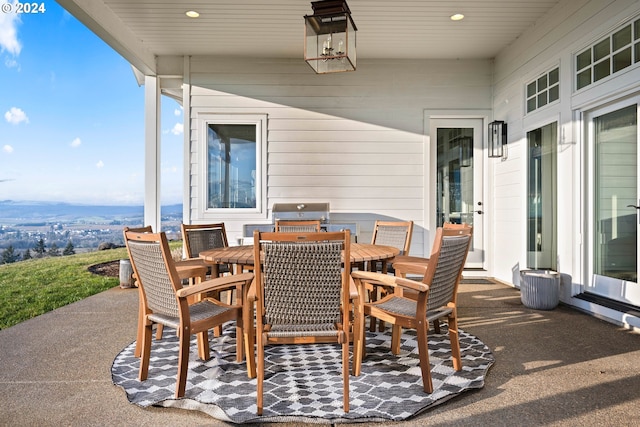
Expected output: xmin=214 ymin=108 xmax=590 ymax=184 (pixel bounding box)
xmin=185 ymin=57 xmax=492 ymax=256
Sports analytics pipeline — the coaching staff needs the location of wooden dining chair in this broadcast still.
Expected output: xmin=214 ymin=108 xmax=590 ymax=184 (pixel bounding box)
xmin=124 ymin=225 xmax=209 ymax=358
xmin=127 ymin=225 xmax=213 ymax=281
xmin=365 ymin=220 xmax=413 ymax=331
xmin=181 ymin=222 xmax=236 ymax=308
xmin=368 ymin=220 xmax=414 ymax=273
xmin=351 ymin=224 xmax=472 ymax=393
xmin=391 ymin=222 xmax=472 ymax=333
xmin=181 ymin=222 xmax=231 ymax=276
xmin=251 ymin=230 xmax=352 ymax=414
xmin=124 ymin=230 xmax=253 ymax=398
xmin=274 ymin=219 xmax=322 ymax=232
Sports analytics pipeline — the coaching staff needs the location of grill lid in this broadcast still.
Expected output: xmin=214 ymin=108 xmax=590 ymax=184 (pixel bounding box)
xmin=272 ymin=203 xmax=330 ymax=222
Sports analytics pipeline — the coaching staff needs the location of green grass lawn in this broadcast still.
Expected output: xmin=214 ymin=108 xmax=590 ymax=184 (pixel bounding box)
xmin=0 ymin=249 xmax=129 ymax=329
xmin=0 ymin=241 xmax=184 ymax=330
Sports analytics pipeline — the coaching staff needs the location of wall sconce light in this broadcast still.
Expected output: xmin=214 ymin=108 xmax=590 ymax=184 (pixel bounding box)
xmin=488 ymin=120 xmax=507 ymax=158
xmin=304 ymin=0 xmax=357 ymax=74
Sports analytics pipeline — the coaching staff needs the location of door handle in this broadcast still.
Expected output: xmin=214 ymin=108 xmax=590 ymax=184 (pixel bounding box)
xmin=627 ymin=205 xmax=640 ymax=210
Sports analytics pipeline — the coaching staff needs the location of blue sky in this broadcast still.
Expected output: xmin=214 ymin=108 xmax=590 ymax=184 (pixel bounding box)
xmin=0 ymin=1 xmax=184 ymax=205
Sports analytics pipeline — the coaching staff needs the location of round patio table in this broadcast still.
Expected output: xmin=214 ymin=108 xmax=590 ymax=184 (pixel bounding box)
xmin=200 ymin=243 xmax=400 ymax=272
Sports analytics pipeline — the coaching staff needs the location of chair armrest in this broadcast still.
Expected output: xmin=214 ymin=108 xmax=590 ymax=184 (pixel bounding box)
xmin=174 ymin=259 xmax=207 ymax=281
xmin=393 ymin=260 xmax=430 ymax=276
xmin=393 ymin=255 xmax=430 ymax=265
xmin=351 ymin=270 xmax=428 ymax=293
xmin=176 ymin=272 xmax=254 ymax=299
xmin=395 ymin=276 xmax=428 ymax=293
xmin=348 ymin=276 xmax=358 ymax=299
xmin=175 ymin=258 xmax=204 ymax=267
xmin=351 ymin=270 xmax=397 ymax=286
xmin=247 ymin=278 xmax=258 ymax=303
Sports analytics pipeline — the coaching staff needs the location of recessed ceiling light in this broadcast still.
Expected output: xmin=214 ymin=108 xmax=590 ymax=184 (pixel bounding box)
xmin=450 ymin=13 xmax=465 ymax=21
xmin=186 ymin=10 xmax=200 ymax=18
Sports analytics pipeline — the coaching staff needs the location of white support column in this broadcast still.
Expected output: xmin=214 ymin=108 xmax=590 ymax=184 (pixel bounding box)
xmin=144 ymin=75 xmax=161 ymax=232
xmin=182 ymin=56 xmax=191 ymax=224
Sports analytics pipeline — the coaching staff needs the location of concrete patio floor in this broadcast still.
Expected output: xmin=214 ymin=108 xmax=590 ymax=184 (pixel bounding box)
xmin=1 ymin=279 xmax=639 ymax=426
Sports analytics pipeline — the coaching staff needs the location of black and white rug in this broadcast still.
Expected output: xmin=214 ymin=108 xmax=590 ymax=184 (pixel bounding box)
xmin=112 ymin=326 xmax=494 ymax=424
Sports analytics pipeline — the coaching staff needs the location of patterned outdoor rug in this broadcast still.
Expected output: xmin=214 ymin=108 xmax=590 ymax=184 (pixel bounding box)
xmin=112 ymin=326 xmax=494 ymax=424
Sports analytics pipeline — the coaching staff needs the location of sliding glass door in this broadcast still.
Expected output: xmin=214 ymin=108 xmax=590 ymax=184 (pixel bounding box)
xmin=586 ymin=99 xmax=640 ymax=306
xmin=527 ymin=122 xmax=557 ymax=270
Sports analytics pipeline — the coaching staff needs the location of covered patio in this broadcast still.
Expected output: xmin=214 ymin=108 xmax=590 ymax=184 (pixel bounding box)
xmin=1 ymin=279 xmax=638 ymax=425
xmin=34 ymin=0 xmax=640 ymax=421
xmin=54 ymin=0 xmax=640 ymax=330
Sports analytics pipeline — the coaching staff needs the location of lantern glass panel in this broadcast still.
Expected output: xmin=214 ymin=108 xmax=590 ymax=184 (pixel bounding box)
xmin=304 ymin=12 xmax=356 ymax=73
xmin=488 ymin=121 xmax=506 ymax=158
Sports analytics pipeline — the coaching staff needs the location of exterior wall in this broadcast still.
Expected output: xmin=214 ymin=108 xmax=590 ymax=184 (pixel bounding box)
xmin=185 ymin=57 xmax=492 ymax=255
xmin=177 ymin=0 xmax=640 ymax=327
xmin=492 ymin=0 xmax=640 ymax=328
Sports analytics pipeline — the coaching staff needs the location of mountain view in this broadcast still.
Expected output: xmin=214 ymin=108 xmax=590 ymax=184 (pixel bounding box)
xmin=0 ymin=201 xmax=183 ymax=259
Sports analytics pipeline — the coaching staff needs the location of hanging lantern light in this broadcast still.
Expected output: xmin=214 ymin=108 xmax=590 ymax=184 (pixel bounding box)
xmin=304 ymin=0 xmax=357 ymax=74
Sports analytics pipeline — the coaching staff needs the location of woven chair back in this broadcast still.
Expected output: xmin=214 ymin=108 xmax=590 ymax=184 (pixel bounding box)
xmin=374 ymin=225 xmax=411 ymax=254
xmin=127 ymin=239 xmax=179 ymax=318
xmin=184 ymin=227 xmax=227 ymax=258
xmin=426 ymin=234 xmax=471 ymax=311
xmin=262 ymin=241 xmax=343 ymax=327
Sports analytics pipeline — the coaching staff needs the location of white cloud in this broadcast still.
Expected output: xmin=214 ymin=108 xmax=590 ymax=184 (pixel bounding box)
xmin=96 ymin=160 xmax=104 ymax=168
xmin=4 ymin=107 xmax=28 ymax=124
xmin=170 ymin=122 xmax=184 ymax=135
xmin=0 ymin=5 xmax=22 ymax=56
xmin=70 ymin=137 xmax=81 ymax=148
xmin=4 ymin=57 xmax=19 ymax=69
xmin=2 ymin=144 xmax=13 ymax=153
xmin=174 ymin=107 xmax=182 ymax=116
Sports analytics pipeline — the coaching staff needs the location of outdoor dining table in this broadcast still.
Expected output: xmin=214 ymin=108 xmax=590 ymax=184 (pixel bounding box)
xmin=199 ymin=242 xmax=400 ymax=378
xmin=200 ymin=243 xmax=400 ymax=273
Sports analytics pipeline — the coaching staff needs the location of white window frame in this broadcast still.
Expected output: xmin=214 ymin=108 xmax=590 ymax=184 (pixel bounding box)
xmin=196 ymin=113 xmax=268 ymax=220
xmin=525 ymin=66 xmax=560 ymax=115
xmin=575 ymin=14 xmax=640 ymax=92
xmin=583 ymin=97 xmax=640 ymax=302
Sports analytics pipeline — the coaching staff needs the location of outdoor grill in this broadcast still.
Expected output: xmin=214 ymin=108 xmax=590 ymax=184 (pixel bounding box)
xmin=273 ymin=202 xmax=330 ymax=222
xmin=243 ymin=202 xmax=358 ymax=240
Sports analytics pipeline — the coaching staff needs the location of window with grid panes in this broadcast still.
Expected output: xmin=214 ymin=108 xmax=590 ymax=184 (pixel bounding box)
xmin=576 ymin=16 xmax=640 ymax=91
xmin=526 ymin=67 xmax=560 ymax=114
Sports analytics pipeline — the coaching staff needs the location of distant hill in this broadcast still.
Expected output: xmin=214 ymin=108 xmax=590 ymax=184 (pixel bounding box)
xmin=0 ymin=200 xmax=182 ymax=224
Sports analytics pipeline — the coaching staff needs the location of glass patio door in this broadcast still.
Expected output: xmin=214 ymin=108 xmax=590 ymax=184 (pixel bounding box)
xmin=586 ymin=99 xmax=640 ymax=306
xmin=433 ymin=118 xmax=484 ymax=267
xmin=527 ymin=122 xmax=557 ymax=270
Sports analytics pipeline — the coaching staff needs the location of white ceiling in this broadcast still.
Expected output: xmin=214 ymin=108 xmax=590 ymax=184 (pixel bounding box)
xmin=58 ymin=0 xmax=562 ymax=74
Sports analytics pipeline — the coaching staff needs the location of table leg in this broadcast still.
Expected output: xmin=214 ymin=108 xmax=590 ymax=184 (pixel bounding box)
xmin=191 ymin=273 xmax=212 ymax=361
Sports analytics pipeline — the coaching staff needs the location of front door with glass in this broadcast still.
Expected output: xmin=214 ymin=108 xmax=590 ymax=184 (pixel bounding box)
xmin=432 ymin=118 xmax=484 ymax=267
